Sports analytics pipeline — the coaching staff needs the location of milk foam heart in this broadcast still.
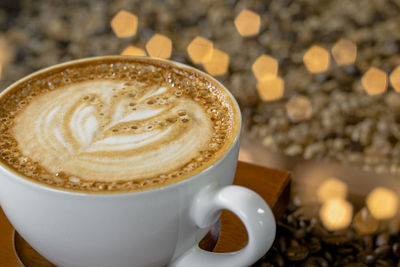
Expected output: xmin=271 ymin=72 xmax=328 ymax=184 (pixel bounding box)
xmin=0 ymin=58 xmax=239 ymax=192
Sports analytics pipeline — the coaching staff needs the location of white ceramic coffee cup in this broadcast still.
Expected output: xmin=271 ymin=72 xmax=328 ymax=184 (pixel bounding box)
xmin=0 ymin=56 xmax=275 ymax=267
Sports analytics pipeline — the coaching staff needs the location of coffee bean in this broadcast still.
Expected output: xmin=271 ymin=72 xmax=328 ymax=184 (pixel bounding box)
xmin=277 ymin=221 xmax=297 ymax=234
xmin=343 ymin=263 xmax=368 ymax=267
xmin=375 ymin=259 xmax=396 ymax=267
xmin=376 ymin=233 xmax=390 ymax=246
xmin=271 ymin=252 xmax=285 ymax=267
xmin=356 ymin=249 xmax=377 ymax=265
xmin=324 ymin=251 xmax=333 ymax=262
xmin=286 ymin=214 xmax=299 ymax=228
xmin=278 ymin=236 xmax=287 ymax=252
xmin=308 ymin=237 xmax=322 ymax=254
xmin=294 ymin=228 xmax=307 ymax=239
xmin=353 ymin=241 xmax=365 ymax=252
xmin=375 ymin=245 xmax=391 ymax=258
xmin=363 ymin=235 xmax=374 ymax=249
xmin=321 ymin=233 xmax=350 ymax=246
xmin=260 ymin=263 xmax=274 ymax=267
xmin=302 ymin=256 xmax=329 ymax=267
xmin=393 ymin=242 xmax=400 ymax=257
xmin=337 ymin=246 xmax=355 ymax=254
xmin=312 ymin=225 xmax=329 ymax=238
xmin=285 ymin=245 xmax=309 ymax=261
xmin=335 ymin=256 xmax=355 ymax=266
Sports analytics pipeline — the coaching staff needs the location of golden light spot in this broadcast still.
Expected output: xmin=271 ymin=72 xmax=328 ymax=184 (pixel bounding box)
xmin=145 ymin=34 xmax=172 ymax=59
xmin=366 ymin=187 xmax=399 ymax=220
xmin=389 ymin=66 xmax=400 ymax=93
xmin=361 ymin=67 xmax=388 ymax=96
xmin=256 ymin=76 xmax=284 ymax=101
xmin=111 ymin=10 xmax=138 ymax=38
xmin=187 ymin=36 xmax=213 ymax=64
xmin=121 ymin=46 xmax=147 ymax=56
xmin=202 ymin=48 xmax=229 ymax=76
xmin=317 ymin=177 xmax=348 ymax=203
xmin=285 ymin=96 xmax=312 ymax=122
xmin=252 ymin=55 xmax=278 ymax=81
xmin=353 ymin=207 xmax=379 ymax=235
xmin=331 ymin=39 xmax=357 ymax=66
xmin=234 ymin=9 xmax=261 ymax=37
xmin=303 ymin=45 xmax=330 ymax=73
xmin=320 ymin=198 xmax=353 ymax=231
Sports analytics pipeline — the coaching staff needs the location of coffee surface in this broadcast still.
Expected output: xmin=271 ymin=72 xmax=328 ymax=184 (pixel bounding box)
xmin=0 ymin=57 xmax=239 ymax=192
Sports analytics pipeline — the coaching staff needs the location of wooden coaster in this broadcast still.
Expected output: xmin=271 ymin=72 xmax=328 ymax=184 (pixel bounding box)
xmin=0 ymin=161 xmax=290 ymax=266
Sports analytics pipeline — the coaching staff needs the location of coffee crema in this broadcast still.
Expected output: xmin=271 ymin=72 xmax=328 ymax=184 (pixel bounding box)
xmin=0 ymin=57 xmax=240 ymax=193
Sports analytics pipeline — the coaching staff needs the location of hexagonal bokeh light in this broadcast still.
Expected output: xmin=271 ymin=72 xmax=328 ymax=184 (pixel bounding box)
xmin=285 ymin=96 xmax=312 ymax=122
xmin=389 ymin=65 xmax=400 ymax=93
xmin=121 ymin=46 xmax=147 ymax=56
xmin=331 ymin=39 xmax=357 ymax=66
xmin=256 ymin=76 xmax=284 ymax=102
xmin=145 ymin=34 xmax=172 ymax=59
xmin=252 ymin=54 xmax=278 ymax=82
xmin=316 ymin=177 xmax=348 ymax=203
xmin=234 ymin=9 xmax=261 ymax=37
xmin=319 ymin=198 xmax=353 ymax=231
xmin=361 ymin=67 xmax=388 ymax=96
xmin=202 ymin=48 xmax=229 ymax=76
xmin=303 ymin=45 xmax=330 ymax=73
xmin=187 ymin=36 xmax=213 ymax=64
xmin=111 ymin=10 xmax=138 ymax=38
xmin=366 ymin=187 xmax=399 ymax=220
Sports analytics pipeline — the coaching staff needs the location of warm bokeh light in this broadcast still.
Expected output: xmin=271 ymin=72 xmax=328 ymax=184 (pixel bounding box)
xmin=389 ymin=65 xmax=400 ymax=93
xmin=303 ymin=45 xmax=330 ymax=73
xmin=285 ymin=96 xmax=312 ymax=122
xmin=331 ymin=39 xmax=357 ymax=66
xmin=316 ymin=177 xmax=348 ymax=203
xmin=320 ymin=198 xmax=353 ymax=231
xmin=252 ymin=55 xmax=278 ymax=81
xmin=234 ymin=9 xmax=261 ymax=37
xmin=121 ymin=46 xmax=147 ymax=56
xmin=361 ymin=67 xmax=388 ymax=96
xmin=187 ymin=36 xmax=213 ymax=64
xmin=111 ymin=10 xmax=138 ymax=38
xmin=202 ymin=48 xmax=229 ymax=76
xmin=145 ymin=34 xmax=172 ymax=59
xmin=0 ymin=37 xmax=15 ymax=78
xmin=256 ymin=76 xmax=284 ymax=101
xmin=353 ymin=207 xmax=379 ymax=235
xmin=366 ymin=187 xmax=399 ymax=220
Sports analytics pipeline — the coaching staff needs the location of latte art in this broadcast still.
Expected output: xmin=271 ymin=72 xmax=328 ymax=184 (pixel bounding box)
xmin=14 ymin=80 xmax=212 ymax=182
xmin=0 ymin=57 xmax=239 ymax=192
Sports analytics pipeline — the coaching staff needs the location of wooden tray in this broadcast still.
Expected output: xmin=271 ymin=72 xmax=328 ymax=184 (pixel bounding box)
xmin=0 ymin=161 xmax=290 ymax=266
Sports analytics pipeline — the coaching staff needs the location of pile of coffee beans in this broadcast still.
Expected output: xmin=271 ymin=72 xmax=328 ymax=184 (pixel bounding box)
xmin=253 ymin=203 xmax=400 ymax=267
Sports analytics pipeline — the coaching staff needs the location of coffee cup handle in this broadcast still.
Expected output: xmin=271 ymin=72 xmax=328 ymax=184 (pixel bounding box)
xmin=170 ymin=185 xmax=276 ymax=267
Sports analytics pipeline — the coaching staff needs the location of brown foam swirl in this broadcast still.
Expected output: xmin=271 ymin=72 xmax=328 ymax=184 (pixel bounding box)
xmin=13 ymin=80 xmax=213 ymax=182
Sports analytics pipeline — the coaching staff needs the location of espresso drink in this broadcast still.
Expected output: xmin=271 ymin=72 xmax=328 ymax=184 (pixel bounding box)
xmin=0 ymin=57 xmax=239 ymax=192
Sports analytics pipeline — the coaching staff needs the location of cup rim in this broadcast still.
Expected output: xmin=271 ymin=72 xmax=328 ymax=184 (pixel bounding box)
xmin=0 ymin=55 xmax=242 ymax=197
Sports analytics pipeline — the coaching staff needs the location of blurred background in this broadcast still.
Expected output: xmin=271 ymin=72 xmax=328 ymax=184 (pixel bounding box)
xmin=2 ymin=0 xmax=400 ymax=266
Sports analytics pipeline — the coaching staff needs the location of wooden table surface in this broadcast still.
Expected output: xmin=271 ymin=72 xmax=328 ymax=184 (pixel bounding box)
xmin=0 ymin=161 xmax=290 ymax=266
